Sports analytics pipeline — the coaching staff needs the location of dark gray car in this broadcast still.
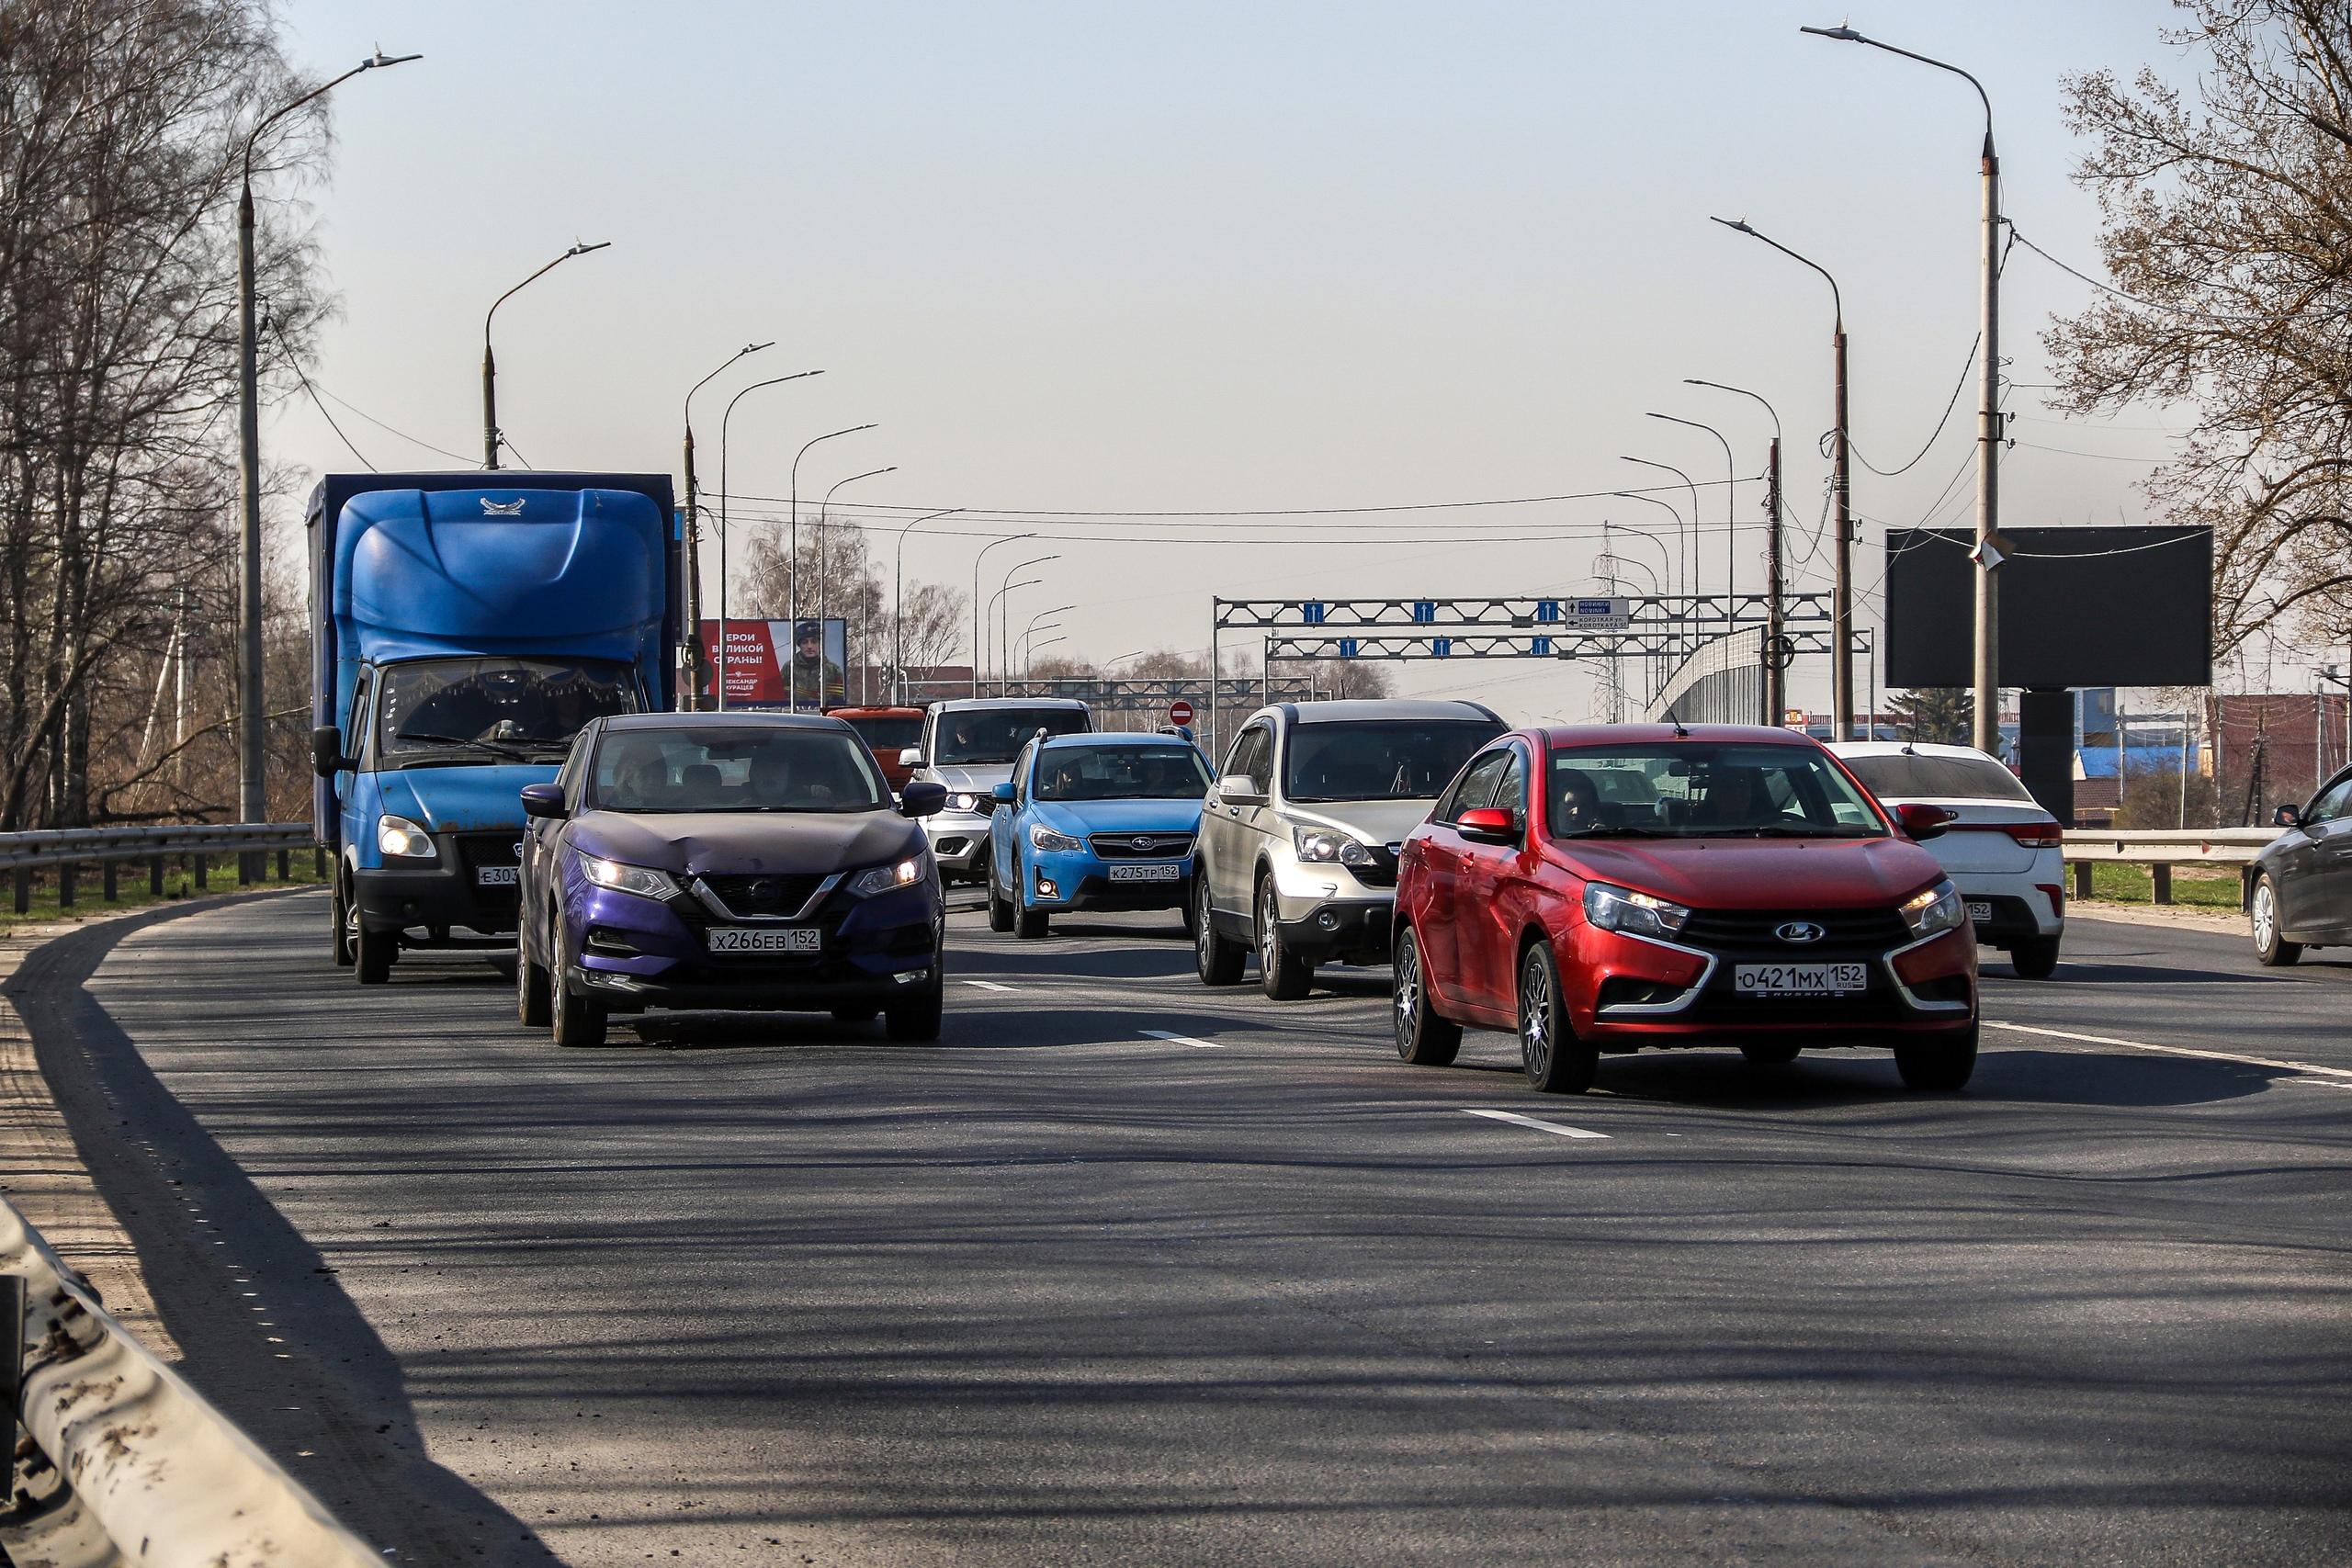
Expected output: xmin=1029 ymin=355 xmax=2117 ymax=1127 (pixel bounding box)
xmin=2245 ymin=765 xmax=2352 ymax=964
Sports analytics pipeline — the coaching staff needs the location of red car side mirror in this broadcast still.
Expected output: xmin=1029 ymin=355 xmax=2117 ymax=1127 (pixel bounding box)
xmin=1457 ymin=807 xmax=1520 ymax=843
xmin=1896 ymin=802 xmax=1956 ymax=841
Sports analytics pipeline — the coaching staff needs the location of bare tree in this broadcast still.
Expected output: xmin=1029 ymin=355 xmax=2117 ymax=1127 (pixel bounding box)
xmin=2045 ymin=0 xmax=2352 ymax=659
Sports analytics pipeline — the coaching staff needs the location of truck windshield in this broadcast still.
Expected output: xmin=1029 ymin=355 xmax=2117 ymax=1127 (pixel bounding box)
xmin=590 ymin=728 xmax=888 ymax=813
xmin=1551 ymin=744 xmax=1888 ymax=839
xmin=1283 ymin=721 xmax=1503 ymax=803
xmin=1035 ymin=745 xmax=1212 ymax=801
xmin=378 ymin=658 xmax=639 ymax=764
xmin=933 ymin=707 xmax=1089 ymax=765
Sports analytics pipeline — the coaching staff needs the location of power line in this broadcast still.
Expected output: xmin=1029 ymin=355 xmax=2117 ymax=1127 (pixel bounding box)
xmin=305 ymin=383 xmax=476 ymax=465
xmin=1844 ymin=333 xmax=1978 ymax=478
xmin=267 ymin=317 xmax=372 ymax=471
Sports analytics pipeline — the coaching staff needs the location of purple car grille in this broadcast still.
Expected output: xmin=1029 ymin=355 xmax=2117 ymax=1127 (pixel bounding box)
xmin=698 ymin=873 xmax=828 ymax=918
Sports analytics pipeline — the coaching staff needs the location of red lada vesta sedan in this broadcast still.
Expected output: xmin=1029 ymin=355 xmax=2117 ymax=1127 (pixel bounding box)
xmin=1392 ymin=725 xmax=1978 ymax=1094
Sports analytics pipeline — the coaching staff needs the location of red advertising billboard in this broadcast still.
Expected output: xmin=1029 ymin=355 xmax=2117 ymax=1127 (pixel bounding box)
xmin=697 ymin=618 xmax=847 ymax=707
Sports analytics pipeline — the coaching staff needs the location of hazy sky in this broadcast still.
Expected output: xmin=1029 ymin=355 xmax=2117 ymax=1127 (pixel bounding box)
xmin=268 ymin=1 xmax=2214 ymax=723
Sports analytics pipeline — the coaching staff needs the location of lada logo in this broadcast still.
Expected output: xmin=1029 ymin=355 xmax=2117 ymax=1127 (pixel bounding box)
xmin=1774 ymin=920 xmax=1826 ymax=944
xmin=480 ymin=498 xmax=525 ymax=516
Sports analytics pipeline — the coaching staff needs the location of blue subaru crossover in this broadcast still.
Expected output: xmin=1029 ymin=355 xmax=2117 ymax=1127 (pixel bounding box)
xmin=514 ymin=713 xmax=949 ymax=1046
xmin=984 ymin=731 xmax=1212 ymax=938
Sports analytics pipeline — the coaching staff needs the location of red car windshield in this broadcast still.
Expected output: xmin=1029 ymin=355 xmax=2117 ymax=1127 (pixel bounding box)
xmin=1550 ymin=743 xmax=1886 ymax=839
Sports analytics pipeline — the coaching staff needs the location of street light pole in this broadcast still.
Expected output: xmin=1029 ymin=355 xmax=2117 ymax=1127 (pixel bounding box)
xmin=787 ymin=424 xmax=876 ymax=711
xmin=1620 ymin=457 xmax=1700 ymax=604
xmin=1602 ymin=512 xmax=1676 ymax=705
xmin=235 ymin=48 xmax=417 ymax=830
xmin=1805 ymin=23 xmax=2002 ymax=753
xmin=717 ymin=371 xmax=825 ymax=710
xmin=813 ymin=466 xmax=895 ymax=708
xmin=969 ymin=536 xmax=1035 ymax=695
xmin=1684 ymin=378 xmax=1786 ymax=722
xmin=1018 ymin=606 xmax=1074 ymax=685
xmin=484 ymin=241 xmax=611 ymax=470
xmin=683 ymin=342 xmax=774 ymax=710
xmin=1645 ymin=412 xmax=1738 ymax=623
xmin=1711 ymin=216 xmax=1853 ymax=739
xmin=894 ymin=509 xmax=961 ymax=704
xmin=1025 ymin=635 xmax=1068 ymax=683
xmin=993 ymin=556 xmax=1058 ymax=686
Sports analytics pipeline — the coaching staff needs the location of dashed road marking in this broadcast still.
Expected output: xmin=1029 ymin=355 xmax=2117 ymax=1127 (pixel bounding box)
xmin=1462 ymin=1108 xmax=1609 ymax=1140
xmin=1140 ymin=1030 xmax=1222 ymax=1049
xmin=1985 ymin=1020 xmax=2352 ymax=1083
xmin=962 ymin=979 xmax=1017 ymax=993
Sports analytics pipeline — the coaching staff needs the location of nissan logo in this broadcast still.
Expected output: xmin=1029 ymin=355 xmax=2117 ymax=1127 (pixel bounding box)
xmin=1775 ymin=920 xmax=1826 ymax=944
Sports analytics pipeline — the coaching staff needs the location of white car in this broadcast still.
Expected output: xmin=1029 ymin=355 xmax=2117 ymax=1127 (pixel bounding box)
xmin=1829 ymin=740 xmax=2066 ymax=978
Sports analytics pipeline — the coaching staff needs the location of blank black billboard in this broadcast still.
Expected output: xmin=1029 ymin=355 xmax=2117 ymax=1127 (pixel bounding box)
xmin=1883 ymin=525 xmax=2211 ymax=689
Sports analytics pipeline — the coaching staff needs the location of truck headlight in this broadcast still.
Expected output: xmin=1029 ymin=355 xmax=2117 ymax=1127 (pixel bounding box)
xmin=1294 ymin=825 xmax=1374 ymax=865
xmin=1583 ymin=881 xmax=1690 ymax=939
xmin=849 ymin=854 xmax=930 ymax=898
xmin=578 ymin=853 xmax=679 ymax=901
xmin=1900 ymin=879 xmax=1965 ymax=939
xmin=1028 ymin=823 xmax=1083 ymax=853
xmin=377 ymin=814 xmax=435 ymax=860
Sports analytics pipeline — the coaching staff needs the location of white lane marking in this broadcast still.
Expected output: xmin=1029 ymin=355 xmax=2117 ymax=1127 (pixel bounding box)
xmin=1985 ymin=1020 xmax=2352 ymax=1083
xmin=1462 ymin=1108 xmax=1610 ymax=1140
xmin=1139 ymin=1030 xmax=1223 ymax=1049
xmin=962 ymin=979 xmax=1017 ymax=993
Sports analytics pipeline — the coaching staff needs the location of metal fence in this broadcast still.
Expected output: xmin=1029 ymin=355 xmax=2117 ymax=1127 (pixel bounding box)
xmin=2062 ymin=827 xmax=2273 ymax=905
xmin=0 ymin=823 xmax=316 ymax=914
xmin=1645 ymin=628 xmax=1769 ymax=726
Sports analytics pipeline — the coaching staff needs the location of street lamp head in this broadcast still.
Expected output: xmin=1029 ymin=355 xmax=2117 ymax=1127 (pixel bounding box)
xmin=1800 ymin=23 xmax=1867 ymax=43
xmin=1709 ymin=216 xmax=1756 ymax=236
xmin=568 ymin=240 xmax=613 ymax=257
xmin=743 ymin=341 xmax=775 ymax=355
xmin=364 ymin=49 xmax=424 ymax=68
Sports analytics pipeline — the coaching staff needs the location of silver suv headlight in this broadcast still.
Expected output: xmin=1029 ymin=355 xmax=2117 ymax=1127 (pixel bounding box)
xmin=578 ymin=853 xmax=680 ymax=900
xmin=849 ymin=852 xmax=930 ymax=898
xmin=1028 ymin=823 xmax=1083 ymax=853
xmin=378 ymin=814 xmax=435 ymax=860
xmin=1583 ymin=881 xmax=1690 ymax=939
xmin=946 ymin=791 xmax=984 ymax=814
xmin=1900 ymin=879 xmax=1965 ymax=939
xmin=1293 ymin=825 xmax=1374 ymax=866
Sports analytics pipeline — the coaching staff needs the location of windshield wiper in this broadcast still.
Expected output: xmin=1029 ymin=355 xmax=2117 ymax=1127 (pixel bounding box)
xmin=394 ymin=728 xmax=532 ymax=762
xmin=1554 ymin=824 xmax=1671 ymax=838
xmin=1722 ymin=824 xmax=1882 ymax=838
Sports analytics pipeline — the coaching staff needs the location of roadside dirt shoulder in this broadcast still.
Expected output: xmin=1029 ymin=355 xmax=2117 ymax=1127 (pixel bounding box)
xmin=2071 ymin=899 xmax=2244 ymax=933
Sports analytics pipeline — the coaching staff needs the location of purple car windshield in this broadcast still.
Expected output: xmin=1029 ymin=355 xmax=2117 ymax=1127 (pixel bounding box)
xmin=590 ymin=728 xmax=889 ymax=814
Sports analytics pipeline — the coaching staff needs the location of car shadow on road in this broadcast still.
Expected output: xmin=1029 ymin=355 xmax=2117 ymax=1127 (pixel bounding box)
xmin=1578 ymin=1043 xmax=2294 ymax=1111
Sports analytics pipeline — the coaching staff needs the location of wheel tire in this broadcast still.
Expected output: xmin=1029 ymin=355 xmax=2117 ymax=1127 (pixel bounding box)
xmin=1194 ymin=874 xmax=1245 ymax=986
xmin=2251 ymin=876 xmax=2302 ymax=966
xmin=1256 ymin=876 xmax=1314 ymax=1001
xmin=885 ymin=975 xmax=944 ymax=1041
xmin=515 ymin=923 xmax=551 ymax=1028
xmin=2009 ymin=937 xmax=2061 ymax=979
xmin=1181 ymin=886 xmax=1200 ymax=940
xmin=1392 ymin=925 xmax=1462 ymax=1066
xmin=1011 ymin=864 xmax=1048 ymax=940
xmin=353 ymin=916 xmax=393 ymax=986
xmin=1739 ymin=1042 xmax=1801 ymax=1066
xmin=986 ymin=856 xmax=1015 ymax=932
xmin=1518 ymin=941 xmax=1597 ymax=1094
xmin=331 ymin=876 xmax=355 ymax=967
xmin=1894 ymin=1020 xmax=1978 ymax=1091
xmin=549 ymin=921 xmax=606 ymax=1048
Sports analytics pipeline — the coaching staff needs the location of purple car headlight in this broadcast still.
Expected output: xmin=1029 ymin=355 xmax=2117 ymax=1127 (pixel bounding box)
xmin=848 ymin=851 xmax=930 ymax=898
xmin=578 ymin=852 xmax=680 ymax=901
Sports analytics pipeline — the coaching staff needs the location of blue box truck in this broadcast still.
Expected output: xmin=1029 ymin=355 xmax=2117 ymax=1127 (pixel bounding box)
xmin=308 ymin=473 xmax=679 ymax=983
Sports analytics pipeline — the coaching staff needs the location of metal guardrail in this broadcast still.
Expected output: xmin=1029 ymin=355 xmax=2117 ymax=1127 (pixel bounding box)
xmin=2061 ymin=827 xmax=2278 ymax=906
xmin=0 ymin=1198 xmax=380 ymax=1566
xmin=0 ymin=824 xmax=316 ymax=913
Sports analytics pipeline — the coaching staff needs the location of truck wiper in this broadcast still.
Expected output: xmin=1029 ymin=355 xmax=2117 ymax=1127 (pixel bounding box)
xmin=395 ymin=728 xmax=532 ymax=761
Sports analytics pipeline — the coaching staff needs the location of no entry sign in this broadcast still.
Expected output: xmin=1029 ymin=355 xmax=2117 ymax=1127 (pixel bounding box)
xmin=1169 ymin=699 xmax=1194 ymax=726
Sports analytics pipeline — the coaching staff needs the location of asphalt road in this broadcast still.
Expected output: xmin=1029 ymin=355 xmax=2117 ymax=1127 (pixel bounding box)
xmin=15 ymin=892 xmax=2350 ymax=1565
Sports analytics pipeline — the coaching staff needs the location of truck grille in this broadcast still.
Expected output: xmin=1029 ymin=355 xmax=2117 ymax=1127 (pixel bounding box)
xmin=1088 ymin=833 xmax=1193 ymax=860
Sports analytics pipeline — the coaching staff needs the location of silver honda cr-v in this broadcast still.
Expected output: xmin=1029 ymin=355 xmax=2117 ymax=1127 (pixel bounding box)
xmin=1193 ymin=698 xmax=1505 ymax=999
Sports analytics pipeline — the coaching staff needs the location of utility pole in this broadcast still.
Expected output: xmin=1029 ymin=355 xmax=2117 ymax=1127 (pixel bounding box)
xmin=682 ymin=343 xmax=774 ymax=711
xmin=1832 ymin=318 xmax=1854 ymax=739
xmin=1765 ymin=434 xmax=1785 ymax=725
